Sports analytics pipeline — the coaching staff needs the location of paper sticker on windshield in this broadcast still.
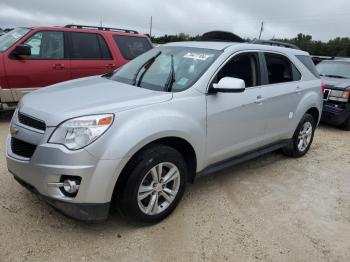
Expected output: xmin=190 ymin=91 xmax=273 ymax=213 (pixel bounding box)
xmin=184 ymin=53 xmax=213 ymax=61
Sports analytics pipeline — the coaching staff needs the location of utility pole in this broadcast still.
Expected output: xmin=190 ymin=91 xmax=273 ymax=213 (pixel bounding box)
xmin=149 ymin=16 xmax=153 ymax=38
xmin=258 ymin=21 xmax=264 ymax=40
xmin=99 ymin=18 xmax=103 ymax=27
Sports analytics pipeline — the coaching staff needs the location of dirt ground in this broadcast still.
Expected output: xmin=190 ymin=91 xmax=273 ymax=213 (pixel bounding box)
xmin=0 ymin=110 xmax=349 ymax=262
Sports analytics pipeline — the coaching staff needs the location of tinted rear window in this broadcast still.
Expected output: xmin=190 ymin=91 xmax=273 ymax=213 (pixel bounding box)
xmin=113 ymin=35 xmax=152 ymax=60
xmin=296 ymin=55 xmax=320 ymax=78
xmin=70 ymin=32 xmax=112 ymax=60
xmin=265 ymin=53 xmax=294 ymax=84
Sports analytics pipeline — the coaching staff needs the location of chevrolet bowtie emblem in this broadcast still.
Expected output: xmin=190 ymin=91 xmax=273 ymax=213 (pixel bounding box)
xmin=10 ymin=125 xmax=18 ymax=136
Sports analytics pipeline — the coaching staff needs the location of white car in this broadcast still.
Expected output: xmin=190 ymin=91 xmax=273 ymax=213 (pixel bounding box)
xmin=7 ymin=39 xmax=323 ymax=224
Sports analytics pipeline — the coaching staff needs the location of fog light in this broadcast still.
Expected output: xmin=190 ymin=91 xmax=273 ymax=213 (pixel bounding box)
xmin=63 ymin=179 xmax=80 ymax=194
xmin=60 ymin=176 xmax=81 ymax=197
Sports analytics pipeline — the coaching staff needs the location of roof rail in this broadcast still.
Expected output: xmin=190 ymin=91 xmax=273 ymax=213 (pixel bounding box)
xmin=64 ymin=24 xmax=139 ymax=34
xmin=251 ymin=40 xmax=300 ymax=50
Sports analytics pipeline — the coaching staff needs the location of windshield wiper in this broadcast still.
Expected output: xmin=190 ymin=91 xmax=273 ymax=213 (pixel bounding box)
xmin=132 ymin=51 xmax=161 ymax=86
xmin=165 ymin=55 xmax=175 ymax=92
xmin=320 ymin=74 xmax=349 ymax=79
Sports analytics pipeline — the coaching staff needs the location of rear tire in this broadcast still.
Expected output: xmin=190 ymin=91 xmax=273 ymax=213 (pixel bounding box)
xmin=117 ymin=145 xmax=187 ymax=225
xmin=283 ymin=113 xmax=316 ymax=158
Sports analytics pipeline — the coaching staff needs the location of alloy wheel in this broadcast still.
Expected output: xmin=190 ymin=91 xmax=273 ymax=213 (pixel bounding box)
xmin=137 ymin=162 xmax=181 ymax=215
xmin=297 ymin=121 xmax=313 ymax=152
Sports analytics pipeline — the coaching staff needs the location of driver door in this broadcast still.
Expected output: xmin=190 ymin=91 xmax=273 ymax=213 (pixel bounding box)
xmin=5 ymin=30 xmax=70 ymax=89
xmin=206 ymin=52 xmax=268 ymax=166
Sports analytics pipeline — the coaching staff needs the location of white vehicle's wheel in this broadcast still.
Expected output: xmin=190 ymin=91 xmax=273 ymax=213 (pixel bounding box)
xmin=118 ymin=145 xmax=187 ymax=224
xmin=283 ymin=113 xmax=316 ymax=157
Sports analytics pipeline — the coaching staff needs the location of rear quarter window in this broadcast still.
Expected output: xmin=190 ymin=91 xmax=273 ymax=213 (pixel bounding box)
xmin=296 ymin=55 xmax=320 ymax=78
xmin=265 ymin=53 xmax=298 ymax=84
xmin=113 ymin=35 xmax=152 ymax=60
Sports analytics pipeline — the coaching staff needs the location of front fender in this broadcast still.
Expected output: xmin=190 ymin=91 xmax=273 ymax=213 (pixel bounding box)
xmin=86 ymin=95 xmax=206 ymax=169
xmin=84 ymin=93 xmax=206 ymax=203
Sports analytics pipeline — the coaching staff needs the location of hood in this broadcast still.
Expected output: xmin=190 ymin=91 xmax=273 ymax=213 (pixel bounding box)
xmin=321 ymin=76 xmax=350 ymax=90
xmin=19 ymin=76 xmax=172 ymax=126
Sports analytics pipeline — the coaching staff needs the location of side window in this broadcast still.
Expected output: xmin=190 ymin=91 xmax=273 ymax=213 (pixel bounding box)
xmin=264 ymin=53 xmax=300 ymax=84
xmin=97 ymin=35 xmax=112 ymax=59
xmin=113 ymin=35 xmax=152 ymax=60
xmin=70 ymin=32 xmax=112 ymax=60
xmin=24 ymin=31 xmax=64 ymax=59
xmin=214 ymin=53 xmax=260 ymax=88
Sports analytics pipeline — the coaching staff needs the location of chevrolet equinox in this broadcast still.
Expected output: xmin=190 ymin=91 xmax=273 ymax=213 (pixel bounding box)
xmin=6 ymin=41 xmax=323 ymax=224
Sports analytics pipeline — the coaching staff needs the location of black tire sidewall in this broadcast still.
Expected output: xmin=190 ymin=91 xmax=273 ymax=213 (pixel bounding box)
xmin=120 ymin=145 xmax=187 ymax=224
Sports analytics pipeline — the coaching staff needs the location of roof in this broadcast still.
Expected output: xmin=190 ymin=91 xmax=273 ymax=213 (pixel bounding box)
xmin=322 ymin=58 xmax=350 ymax=63
xmin=164 ymin=41 xmax=309 ymax=55
xmin=165 ymin=41 xmax=240 ymax=50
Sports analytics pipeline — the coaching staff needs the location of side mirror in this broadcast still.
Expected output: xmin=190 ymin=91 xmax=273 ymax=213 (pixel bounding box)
xmin=12 ymin=44 xmax=31 ymax=58
xmin=212 ymin=77 xmax=246 ymax=93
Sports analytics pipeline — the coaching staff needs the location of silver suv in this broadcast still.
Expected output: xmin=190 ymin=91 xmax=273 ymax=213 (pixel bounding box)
xmin=6 ymin=41 xmax=323 ymax=224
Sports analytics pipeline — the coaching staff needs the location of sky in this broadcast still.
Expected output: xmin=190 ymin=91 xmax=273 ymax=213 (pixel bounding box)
xmin=0 ymin=0 xmax=350 ymax=41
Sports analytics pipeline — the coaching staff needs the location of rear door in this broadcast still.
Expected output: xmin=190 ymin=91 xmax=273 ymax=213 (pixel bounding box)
xmin=4 ymin=30 xmax=70 ymax=89
xmin=259 ymin=52 xmax=302 ymax=143
xmin=68 ymin=32 xmax=115 ymax=79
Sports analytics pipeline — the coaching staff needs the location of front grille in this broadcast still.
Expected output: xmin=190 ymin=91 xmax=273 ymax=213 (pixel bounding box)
xmin=11 ymin=137 xmax=37 ymax=158
xmin=18 ymin=112 xmax=46 ymax=131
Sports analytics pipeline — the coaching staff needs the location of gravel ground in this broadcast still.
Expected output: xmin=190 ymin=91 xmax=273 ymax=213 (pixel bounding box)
xmin=0 ymin=110 xmax=349 ymax=262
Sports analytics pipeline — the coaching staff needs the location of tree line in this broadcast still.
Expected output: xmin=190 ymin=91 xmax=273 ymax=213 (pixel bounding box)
xmin=151 ymin=33 xmax=350 ymax=57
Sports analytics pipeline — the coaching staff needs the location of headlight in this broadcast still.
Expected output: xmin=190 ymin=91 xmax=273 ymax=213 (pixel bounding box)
xmin=329 ymin=90 xmax=350 ymax=102
xmin=49 ymin=114 xmax=114 ymax=150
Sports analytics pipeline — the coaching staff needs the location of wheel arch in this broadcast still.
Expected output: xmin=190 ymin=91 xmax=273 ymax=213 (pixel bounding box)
xmin=305 ymin=106 xmax=320 ymax=124
xmin=111 ymin=136 xmax=198 ymax=204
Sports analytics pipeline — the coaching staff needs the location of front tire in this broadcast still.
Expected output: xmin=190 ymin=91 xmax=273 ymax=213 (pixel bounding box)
xmin=118 ymin=145 xmax=187 ymax=225
xmin=283 ymin=113 xmax=316 ymax=158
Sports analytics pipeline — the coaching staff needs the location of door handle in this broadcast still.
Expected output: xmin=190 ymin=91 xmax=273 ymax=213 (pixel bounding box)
xmin=295 ymin=86 xmax=301 ymax=94
xmin=255 ymin=95 xmax=264 ymax=104
xmin=106 ymin=63 xmax=116 ymax=69
xmin=53 ymin=64 xmax=65 ymax=70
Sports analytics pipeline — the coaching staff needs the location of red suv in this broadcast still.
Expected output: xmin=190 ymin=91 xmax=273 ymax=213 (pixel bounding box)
xmin=0 ymin=25 xmax=153 ymax=109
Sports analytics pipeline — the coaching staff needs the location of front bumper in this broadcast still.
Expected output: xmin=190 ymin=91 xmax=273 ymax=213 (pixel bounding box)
xmin=6 ymin=137 xmax=122 ymax=221
xmin=6 ymin=112 xmax=128 ymax=221
xmin=321 ymin=102 xmax=350 ymax=126
xmin=13 ymin=175 xmax=110 ymax=221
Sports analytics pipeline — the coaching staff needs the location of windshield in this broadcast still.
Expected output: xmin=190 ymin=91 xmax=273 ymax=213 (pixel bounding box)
xmin=109 ymin=46 xmax=221 ymax=92
xmin=0 ymin=28 xmax=31 ymax=52
xmin=317 ymin=61 xmax=350 ymax=79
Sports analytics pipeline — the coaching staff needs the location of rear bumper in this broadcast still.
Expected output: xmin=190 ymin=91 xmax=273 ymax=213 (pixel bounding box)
xmin=321 ymin=103 xmax=350 ymax=126
xmin=13 ymin=175 xmax=110 ymax=221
